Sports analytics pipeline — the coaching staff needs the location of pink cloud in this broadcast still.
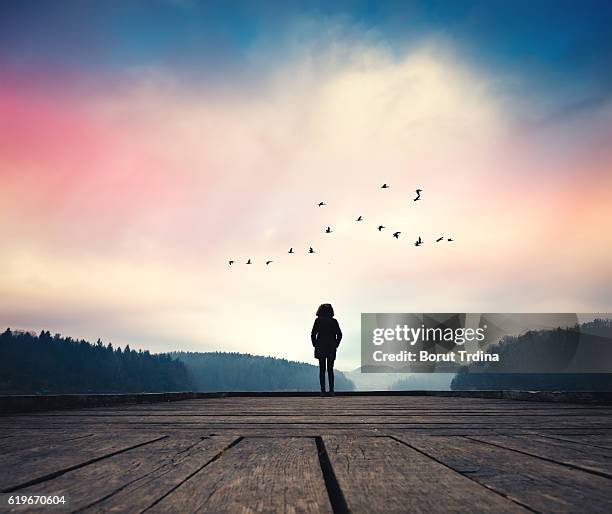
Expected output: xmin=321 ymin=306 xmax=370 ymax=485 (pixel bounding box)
xmin=1 ymin=41 xmax=612 ymax=370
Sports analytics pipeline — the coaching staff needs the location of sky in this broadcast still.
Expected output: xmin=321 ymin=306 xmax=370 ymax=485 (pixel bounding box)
xmin=1 ymin=0 xmax=612 ymax=371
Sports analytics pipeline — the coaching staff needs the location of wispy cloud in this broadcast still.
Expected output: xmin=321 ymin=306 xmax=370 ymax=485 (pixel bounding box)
xmin=1 ymin=24 xmax=611 ymax=369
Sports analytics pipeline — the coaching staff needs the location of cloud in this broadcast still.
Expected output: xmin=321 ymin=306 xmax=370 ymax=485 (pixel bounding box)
xmin=1 ymin=29 xmax=611 ymax=370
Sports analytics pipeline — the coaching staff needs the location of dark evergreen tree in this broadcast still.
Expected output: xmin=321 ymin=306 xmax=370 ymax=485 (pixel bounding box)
xmin=0 ymin=329 xmax=193 ymax=394
xmin=451 ymin=319 xmax=612 ymax=391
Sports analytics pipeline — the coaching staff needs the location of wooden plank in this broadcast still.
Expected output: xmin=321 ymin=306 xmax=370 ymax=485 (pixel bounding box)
xmin=11 ymin=398 xmax=609 ymax=413
xmin=95 ymin=398 xmax=607 ymax=407
xmin=0 ymin=433 xmax=166 ymax=492
xmin=3 ymin=411 xmax=612 ymax=438
xmin=322 ymin=435 xmax=525 ymax=513
xmin=29 ymin=405 xmax=612 ymax=416
xmin=535 ymin=433 xmax=612 ymax=450
xmin=22 ymin=392 xmax=609 ymax=412
xmin=4 ymin=398 xmax=612 ymax=433
xmin=0 ymin=431 xmax=94 ymax=455
xmin=7 ymin=435 xmax=237 ymax=513
xmin=468 ymin=434 xmax=612 ymax=477
xmin=148 ymin=437 xmax=332 ymax=514
xmin=2 ymin=421 xmax=611 ymax=437
xmin=4 ymin=398 xmax=611 ymax=418
xmin=9 ymin=413 xmax=612 ymax=424
xmin=397 ymin=434 xmax=612 ymax=512
xmin=0 ymin=396 xmax=611 ymax=513
xmin=4 ymin=413 xmax=611 ymax=427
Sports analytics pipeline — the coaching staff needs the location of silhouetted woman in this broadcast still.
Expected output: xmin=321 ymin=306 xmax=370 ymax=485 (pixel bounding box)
xmin=311 ymin=303 xmax=342 ymax=396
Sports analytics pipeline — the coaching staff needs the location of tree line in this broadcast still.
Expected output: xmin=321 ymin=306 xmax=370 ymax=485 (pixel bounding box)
xmin=0 ymin=328 xmax=355 ymax=394
xmin=0 ymin=328 xmax=193 ymax=394
xmin=451 ymin=318 xmax=612 ymax=391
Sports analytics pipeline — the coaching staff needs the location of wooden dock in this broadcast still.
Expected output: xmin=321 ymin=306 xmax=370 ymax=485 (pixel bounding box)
xmin=1 ymin=394 xmax=612 ymax=512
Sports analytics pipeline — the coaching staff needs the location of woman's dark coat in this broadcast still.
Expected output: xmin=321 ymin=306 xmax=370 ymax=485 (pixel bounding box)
xmin=311 ymin=316 xmax=342 ymax=359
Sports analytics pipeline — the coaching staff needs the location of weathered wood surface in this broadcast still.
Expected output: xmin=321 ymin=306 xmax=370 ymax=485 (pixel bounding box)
xmin=1 ymin=395 xmax=611 ymax=512
xmin=466 ymin=434 xmax=612 ymax=477
xmin=0 ymin=433 xmax=167 ymax=493
xmin=322 ymin=435 xmax=526 ymax=513
xmin=397 ymin=434 xmax=612 ymax=513
xmin=149 ymin=437 xmax=333 ymax=514
xmin=7 ymin=435 xmax=238 ymax=512
xmin=3 ymin=390 xmax=611 ymax=413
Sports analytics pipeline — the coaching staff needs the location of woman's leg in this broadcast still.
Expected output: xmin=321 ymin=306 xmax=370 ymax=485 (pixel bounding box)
xmin=318 ymin=358 xmax=326 ymax=391
xmin=327 ymin=358 xmax=335 ymax=392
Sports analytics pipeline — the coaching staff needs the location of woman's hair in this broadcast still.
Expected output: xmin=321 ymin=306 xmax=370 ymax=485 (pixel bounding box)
xmin=316 ymin=303 xmax=334 ymax=317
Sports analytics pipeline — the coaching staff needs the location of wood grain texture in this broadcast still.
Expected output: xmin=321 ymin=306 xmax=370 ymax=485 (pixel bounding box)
xmin=4 ymin=435 xmax=237 ymax=513
xmin=322 ymin=435 xmax=525 ymax=513
xmin=4 ymin=390 xmax=611 ymax=414
xmin=0 ymin=433 xmax=166 ymax=492
xmin=530 ymin=433 xmax=612 ymax=450
xmin=398 ymin=434 xmax=612 ymax=513
xmin=1 ymin=396 xmax=611 ymax=513
xmin=149 ymin=437 xmax=333 ymax=514
xmin=467 ymin=434 xmax=612 ymax=477
xmin=0 ymin=431 xmax=94 ymax=454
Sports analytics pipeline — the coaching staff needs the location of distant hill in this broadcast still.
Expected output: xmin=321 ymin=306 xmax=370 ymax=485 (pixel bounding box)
xmin=344 ymin=368 xmax=408 ymax=391
xmin=0 ymin=327 xmax=355 ymax=394
xmin=171 ymin=351 xmax=355 ymax=392
xmin=451 ymin=318 xmax=612 ymax=391
xmin=346 ymin=367 xmax=454 ymax=391
xmin=0 ymin=328 xmax=193 ymax=394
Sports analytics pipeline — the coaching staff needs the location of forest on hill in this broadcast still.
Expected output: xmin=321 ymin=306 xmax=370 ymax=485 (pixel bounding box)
xmin=451 ymin=318 xmax=612 ymax=391
xmin=0 ymin=328 xmax=193 ymax=394
xmin=0 ymin=328 xmax=355 ymax=394
xmin=172 ymin=351 xmax=355 ymax=391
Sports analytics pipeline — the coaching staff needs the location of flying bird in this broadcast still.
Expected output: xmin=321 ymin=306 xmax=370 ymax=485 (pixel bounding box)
xmin=325 ymin=226 xmax=332 ymax=233
xmin=414 ymin=189 xmax=422 ymax=201
xmin=317 ymin=202 xmax=326 ymax=207
xmin=414 ymin=236 xmax=423 ymax=247
xmin=288 ymin=248 xmax=294 ymax=254
xmin=436 ymin=236 xmax=444 ymax=242
xmin=266 ymin=260 xmax=273 ymax=265
xmin=377 ymin=225 xmax=385 ymax=231
xmin=229 ymin=260 xmax=235 ymax=265
xmin=356 ymin=215 xmax=363 ymax=221
xmin=381 ymin=183 xmax=389 ymax=189
xmin=309 ymin=247 xmax=315 ymax=254
xmin=393 ymin=231 xmax=401 ymax=239
xmin=246 ymin=259 xmax=252 ymax=264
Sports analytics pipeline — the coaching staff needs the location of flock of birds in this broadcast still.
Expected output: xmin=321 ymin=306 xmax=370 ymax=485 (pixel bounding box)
xmin=228 ymin=185 xmax=453 ymax=266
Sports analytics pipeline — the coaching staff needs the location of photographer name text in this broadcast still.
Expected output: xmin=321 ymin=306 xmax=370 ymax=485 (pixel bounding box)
xmin=372 ymin=349 xmax=499 ymax=363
